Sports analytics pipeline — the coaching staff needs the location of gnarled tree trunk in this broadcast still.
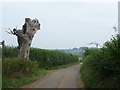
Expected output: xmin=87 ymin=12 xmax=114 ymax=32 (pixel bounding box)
xmin=11 ymin=18 xmax=41 ymax=60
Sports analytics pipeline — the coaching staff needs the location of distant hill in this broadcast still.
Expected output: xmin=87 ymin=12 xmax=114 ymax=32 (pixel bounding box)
xmin=54 ymin=47 xmax=89 ymax=57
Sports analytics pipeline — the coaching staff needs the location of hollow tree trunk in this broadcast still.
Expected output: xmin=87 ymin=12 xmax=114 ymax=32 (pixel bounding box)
xmin=11 ymin=18 xmax=40 ymax=60
xmin=18 ymin=35 xmax=32 ymax=60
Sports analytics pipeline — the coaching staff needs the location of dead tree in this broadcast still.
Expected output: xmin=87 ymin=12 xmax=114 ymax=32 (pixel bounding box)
xmin=8 ymin=18 xmax=41 ymax=60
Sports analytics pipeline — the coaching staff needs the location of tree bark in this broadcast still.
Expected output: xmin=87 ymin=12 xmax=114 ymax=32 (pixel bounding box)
xmin=11 ymin=18 xmax=41 ymax=60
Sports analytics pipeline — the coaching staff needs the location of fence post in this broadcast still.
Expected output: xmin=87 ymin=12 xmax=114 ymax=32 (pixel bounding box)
xmin=0 ymin=41 xmax=5 ymax=59
xmin=0 ymin=41 xmax=5 ymax=47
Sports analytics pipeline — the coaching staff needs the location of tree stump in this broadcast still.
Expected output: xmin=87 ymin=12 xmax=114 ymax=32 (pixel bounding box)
xmin=11 ymin=18 xmax=41 ymax=60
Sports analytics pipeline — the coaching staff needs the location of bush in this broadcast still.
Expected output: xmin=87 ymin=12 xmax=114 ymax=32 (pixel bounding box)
xmin=30 ymin=48 xmax=78 ymax=69
xmin=3 ymin=58 xmax=38 ymax=77
xmin=2 ymin=46 xmax=18 ymax=58
xmin=3 ymin=47 xmax=78 ymax=69
xmin=81 ymin=35 xmax=120 ymax=88
xmin=2 ymin=47 xmax=78 ymax=88
xmin=84 ymin=35 xmax=120 ymax=75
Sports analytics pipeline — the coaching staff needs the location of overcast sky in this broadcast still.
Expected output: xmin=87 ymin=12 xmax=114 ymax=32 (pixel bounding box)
xmin=0 ymin=0 xmax=119 ymax=49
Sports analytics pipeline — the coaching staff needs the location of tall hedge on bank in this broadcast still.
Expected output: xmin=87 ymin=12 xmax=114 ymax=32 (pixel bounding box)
xmin=81 ymin=35 xmax=120 ymax=88
xmin=3 ymin=47 xmax=78 ymax=69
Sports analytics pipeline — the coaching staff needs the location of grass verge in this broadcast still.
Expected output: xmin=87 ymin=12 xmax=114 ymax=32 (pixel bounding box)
xmin=2 ymin=58 xmax=48 ymax=88
xmin=49 ymin=62 xmax=79 ymax=70
xmin=3 ymin=69 xmax=47 ymax=88
xmin=80 ymin=58 xmax=120 ymax=88
xmin=3 ymin=58 xmax=79 ymax=88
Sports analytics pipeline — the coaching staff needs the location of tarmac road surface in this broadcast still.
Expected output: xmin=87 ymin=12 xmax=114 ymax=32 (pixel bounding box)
xmin=22 ymin=64 xmax=84 ymax=88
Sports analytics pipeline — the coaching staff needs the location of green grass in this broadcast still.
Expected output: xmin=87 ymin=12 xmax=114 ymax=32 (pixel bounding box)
xmin=80 ymin=61 xmax=100 ymax=88
xmin=3 ymin=62 xmax=79 ymax=88
xmin=3 ymin=58 xmax=79 ymax=88
xmin=49 ymin=62 xmax=79 ymax=70
xmin=3 ymin=58 xmax=39 ymax=76
xmin=3 ymin=46 xmax=78 ymax=69
xmin=80 ymin=35 xmax=120 ymax=88
xmin=2 ymin=46 xmax=79 ymax=88
xmin=80 ymin=58 xmax=120 ymax=88
xmin=3 ymin=69 xmax=48 ymax=88
xmin=2 ymin=58 xmax=48 ymax=88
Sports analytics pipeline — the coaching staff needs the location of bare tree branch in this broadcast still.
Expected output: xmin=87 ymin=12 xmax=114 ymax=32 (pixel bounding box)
xmin=5 ymin=28 xmax=13 ymax=34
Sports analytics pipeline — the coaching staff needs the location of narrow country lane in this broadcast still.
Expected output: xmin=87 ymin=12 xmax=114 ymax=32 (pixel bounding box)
xmin=22 ymin=64 xmax=84 ymax=88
